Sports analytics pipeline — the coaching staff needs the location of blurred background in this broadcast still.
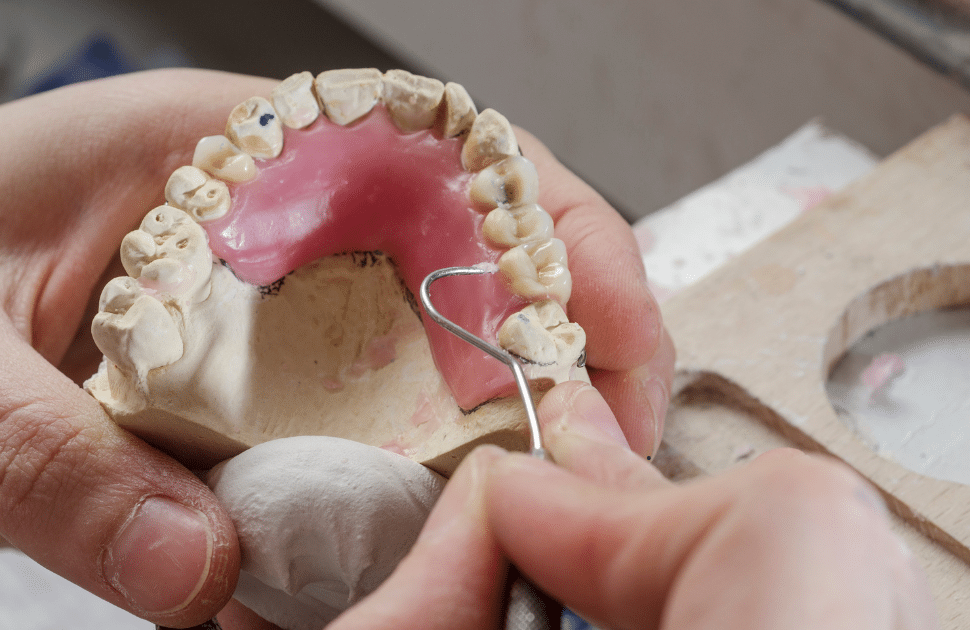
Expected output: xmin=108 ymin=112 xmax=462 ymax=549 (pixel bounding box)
xmin=2 ymin=0 xmax=970 ymax=628
xmin=2 ymin=0 xmax=970 ymax=223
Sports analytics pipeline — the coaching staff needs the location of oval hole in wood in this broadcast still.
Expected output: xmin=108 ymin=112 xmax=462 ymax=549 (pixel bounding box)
xmin=824 ymin=263 xmax=970 ymax=485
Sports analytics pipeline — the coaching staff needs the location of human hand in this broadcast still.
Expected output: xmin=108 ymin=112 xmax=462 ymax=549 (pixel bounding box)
xmin=0 ymin=67 xmax=671 ymax=627
xmin=513 ymin=128 xmax=674 ymax=458
xmin=0 ymin=69 xmax=279 ymax=627
xmin=325 ymin=381 xmax=938 ymax=630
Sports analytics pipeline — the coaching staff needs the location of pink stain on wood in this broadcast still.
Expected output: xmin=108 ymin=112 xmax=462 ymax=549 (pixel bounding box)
xmin=783 ymin=186 xmax=833 ymax=212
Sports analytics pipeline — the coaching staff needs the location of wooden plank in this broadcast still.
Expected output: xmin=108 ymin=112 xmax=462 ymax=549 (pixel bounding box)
xmin=659 ymin=115 xmax=970 ymax=627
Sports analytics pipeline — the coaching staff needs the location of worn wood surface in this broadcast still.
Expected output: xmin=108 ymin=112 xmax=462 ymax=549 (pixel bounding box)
xmin=656 ymin=115 xmax=970 ymax=627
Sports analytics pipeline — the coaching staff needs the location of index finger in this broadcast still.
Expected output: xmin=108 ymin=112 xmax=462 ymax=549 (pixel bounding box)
xmin=515 ymin=127 xmax=664 ymax=372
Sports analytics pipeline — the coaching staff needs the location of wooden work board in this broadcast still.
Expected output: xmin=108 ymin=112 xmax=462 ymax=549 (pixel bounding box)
xmin=653 ymin=115 xmax=970 ymax=626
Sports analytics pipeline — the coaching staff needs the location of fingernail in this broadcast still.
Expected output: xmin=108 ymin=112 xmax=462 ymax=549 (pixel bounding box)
xmin=558 ymin=384 xmax=630 ymax=448
xmin=642 ymin=377 xmax=668 ymax=458
xmin=104 ymin=497 xmax=213 ymax=615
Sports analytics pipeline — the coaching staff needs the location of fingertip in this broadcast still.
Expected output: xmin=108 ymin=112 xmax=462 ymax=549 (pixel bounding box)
xmin=539 ymin=382 xmax=629 ymax=449
xmin=590 ymin=367 xmax=667 ymax=459
xmin=417 ymin=445 xmax=506 ymax=544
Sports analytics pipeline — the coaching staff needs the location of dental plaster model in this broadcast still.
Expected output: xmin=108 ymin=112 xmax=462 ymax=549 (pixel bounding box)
xmin=85 ymin=68 xmax=589 ymax=473
xmin=82 ymin=69 xmax=590 ymax=628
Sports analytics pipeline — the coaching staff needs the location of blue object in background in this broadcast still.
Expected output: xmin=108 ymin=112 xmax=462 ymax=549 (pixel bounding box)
xmin=562 ymin=608 xmax=596 ymax=630
xmin=25 ymin=34 xmax=134 ymax=95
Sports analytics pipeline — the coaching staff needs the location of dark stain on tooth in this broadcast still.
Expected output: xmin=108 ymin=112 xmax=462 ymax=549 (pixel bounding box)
xmin=259 ymin=113 xmax=275 ymax=126
xmin=507 ymin=349 xmax=553 ymax=367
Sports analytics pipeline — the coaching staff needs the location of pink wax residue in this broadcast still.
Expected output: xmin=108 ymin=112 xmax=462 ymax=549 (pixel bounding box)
xmin=202 ymin=105 xmax=527 ymax=409
xmin=860 ymin=352 xmax=905 ymax=392
xmin=347 ymin=332 xmax=400 ymax=380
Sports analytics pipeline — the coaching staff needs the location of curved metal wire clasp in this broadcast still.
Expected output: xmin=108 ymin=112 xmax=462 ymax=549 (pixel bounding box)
xmin=420 ymin=266 xmax=549 ymax=461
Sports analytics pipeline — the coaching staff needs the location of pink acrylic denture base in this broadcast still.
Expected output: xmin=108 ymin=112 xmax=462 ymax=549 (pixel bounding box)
xmin=202 ymin=105 xmax=528 ymax=409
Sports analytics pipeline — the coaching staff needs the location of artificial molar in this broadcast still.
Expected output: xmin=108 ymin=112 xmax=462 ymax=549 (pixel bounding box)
xmin=226 ymin=96 xmax=284 ymax=159
xmin=499 ymin=238 xmax=572 ymax=305
xmin=441 ymin=82 xmax=477 ymax=138
xmin=469 ymin=155 xmax=540 ymax=209
xmin=314 ymin=68 xmax=383 ymax=126
xmin=381 ymin=69 xmax=445 ymax=132
xmin=499 ymin=300 xmax=585 ymax=366
xmin=272 ymin=71 xmax=321 ymax=129
xmin=206 ymin=436 xmax=445 ymax=630
xmin=461 ymin=108 xmax=519 ymax=172
xmin=483 ymin=203 xmax=555 ymax=248
xmin=120 ymin=205 xmax=214 ymax=302
xmin=165 ymin=165 xmax=231 ymax=222
xmin=193 ymin=135 xmax=257 ymax=183
xmin=91 ymin=276 xmax=184 ymax=386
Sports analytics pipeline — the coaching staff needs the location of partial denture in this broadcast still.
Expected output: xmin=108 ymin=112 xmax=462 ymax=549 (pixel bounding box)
xmin=86 ymin=68 xmax=588 ymax=473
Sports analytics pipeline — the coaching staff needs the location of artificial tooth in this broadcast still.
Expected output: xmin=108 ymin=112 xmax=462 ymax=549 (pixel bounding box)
xmin=498 ymin=300 xmax=585 ymax=365
xmin=272 ymin=71 xmax=321 ymax=129
xmin=120 ymin=229 xmax=156 ymax=279
xmin=92 ymin=288 xmax=184 ymax=378
xmin=226 ymin=97 xmax=284 ymax=159
xmin=381 ymin=69 xmax=445 ymax=132
xmin=99 ymin=276 xmax=142 ymax=315
xmin=165 ymin=166 xmax=231 ymax=222
xmin=314 ymin=68 xmax=383 ymax=126
xmin=482 ymin=203 xmax=554 ymax=248
xmin=498 ymin=238 xmax=572 ymax=305
xmin=193 ymin=135 xmax=257 ymax=183
xmin=461 ymin=109 xmax=519 ymax=172
xmin=441 ymin=82 xmax=477 ymax=138
xmin=469 ymin=155 xmax=539 ymax=209
xmin=123 ymin=206 xmax=213 ymax=298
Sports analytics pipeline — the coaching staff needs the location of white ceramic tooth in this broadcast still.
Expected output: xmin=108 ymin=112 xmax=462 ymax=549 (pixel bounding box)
xmin=498 ymin=238 xmax=572 ymax=305
xmin=92 ymin=278 xmax=184 ymax=379
xmin=99 ymin=276 xmax=142 ymax=314
xmin=441 ymin=82 xmax=477 ymax=138
xmin=120 ymin=229 xmax=156 ymax=279
xmin=461 ymin=108 xmax=519 ymax=172
xmin=314 ymin=68 xmax=383 ymax=125
xmin=272 ymin=71 xmax=321 ymax=129
xmin=193 ymin=135 xmax=257 ymax=183
xmin=469 ymin=155 xmax=539 ymax=209
xmin=483 ymin=203 xmax=554 ymax=248
xmin=226 ymin=96 xmax=284 ymax=159
xmin=165 ymin=166 xmax=231 ymax=222
xmin=498 ymin=300 xmax=585 ymax=365
xmin=381 ymin=69 xmax=445 ymax=132
xmin=126 ymin=206 xmax=214 ymax=300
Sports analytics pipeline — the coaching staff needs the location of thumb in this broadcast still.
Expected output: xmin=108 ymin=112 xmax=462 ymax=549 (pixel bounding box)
xmin=0 ymin=319 xmax=239 ymax=627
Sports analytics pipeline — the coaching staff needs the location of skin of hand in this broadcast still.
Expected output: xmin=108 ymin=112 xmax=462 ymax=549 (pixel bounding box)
xmin=325 ymin=381 xmax=939 ymax=630
xmin=0 ymin=68 xmax=671 ymax=627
